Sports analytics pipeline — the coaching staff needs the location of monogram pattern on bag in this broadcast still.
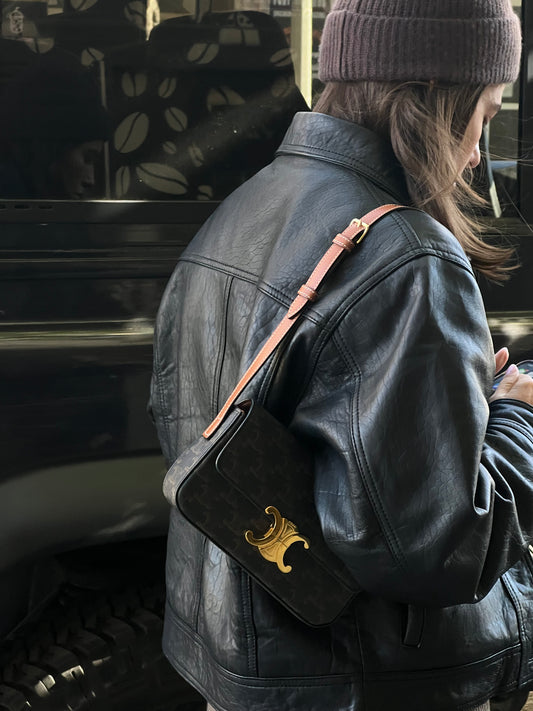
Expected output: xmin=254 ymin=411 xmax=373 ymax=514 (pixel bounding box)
xmin=172 ymin=403 xmax=358 ymax=626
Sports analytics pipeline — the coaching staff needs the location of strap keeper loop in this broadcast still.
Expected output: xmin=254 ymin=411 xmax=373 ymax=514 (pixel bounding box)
xmin=298 ymin=284 xmax=318 ymax=302
xmin=333 ymin=233 xmax=355 ymax=252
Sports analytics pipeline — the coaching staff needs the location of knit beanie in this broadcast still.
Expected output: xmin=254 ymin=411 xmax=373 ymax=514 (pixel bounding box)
xmin=319 ymin=0 xmax=522 ymax=85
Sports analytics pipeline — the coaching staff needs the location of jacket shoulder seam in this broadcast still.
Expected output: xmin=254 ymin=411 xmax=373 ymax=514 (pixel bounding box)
xmin=182 ymin=247 xmax=472 ymax=328
xmin=180 ymin=254 xmax=259 ymax=284
xmin=180 ymin=253 xmax=325 ymax=324
xmin=323 ymin=249 xmax=474 ymax=340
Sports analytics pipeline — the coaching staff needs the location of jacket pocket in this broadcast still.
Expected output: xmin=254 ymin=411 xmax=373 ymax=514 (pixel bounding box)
xmin=355 ymin=582 xmax=521 ymax=710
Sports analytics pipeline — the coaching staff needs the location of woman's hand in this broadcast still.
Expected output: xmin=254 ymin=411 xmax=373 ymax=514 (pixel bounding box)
xmin=490 ymin=347 xmax=533 ymax=406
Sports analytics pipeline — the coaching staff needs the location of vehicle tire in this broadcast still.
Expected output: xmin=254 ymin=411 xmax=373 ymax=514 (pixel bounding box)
xmin=0 ymin=584 xmax=205 ymax=711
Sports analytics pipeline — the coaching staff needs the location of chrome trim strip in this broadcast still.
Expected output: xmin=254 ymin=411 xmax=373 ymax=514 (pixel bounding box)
xmin=0 ymin=318 xmax=154 ymax=349
xmin=487 ymin=311 xmax=533 ymax=339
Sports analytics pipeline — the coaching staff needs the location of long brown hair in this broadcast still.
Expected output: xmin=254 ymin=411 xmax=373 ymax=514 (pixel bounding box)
xmin=314 ymin=81 xmax=514 ymax=282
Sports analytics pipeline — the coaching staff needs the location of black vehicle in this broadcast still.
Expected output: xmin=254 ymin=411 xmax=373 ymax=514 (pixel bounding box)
xmin=0 ymin=1 xmax=531 ymax=710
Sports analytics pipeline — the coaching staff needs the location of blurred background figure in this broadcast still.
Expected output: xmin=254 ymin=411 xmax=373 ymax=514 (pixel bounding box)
xmin=0 ymin=52 xmax=111 ymax=199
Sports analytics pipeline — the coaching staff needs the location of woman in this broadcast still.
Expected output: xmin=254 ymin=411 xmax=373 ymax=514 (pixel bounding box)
xmin=150 ymin=1 xmax=533 ymax=709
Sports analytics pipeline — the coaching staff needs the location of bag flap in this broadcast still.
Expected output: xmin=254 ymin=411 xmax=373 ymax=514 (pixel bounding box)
xmin=163 ymin=406 xmax=246 ymax=506
xmin=215 ymin=402 xmax=360 ymax=595
xmin=215 ymin=401 xmax=314 ymax=515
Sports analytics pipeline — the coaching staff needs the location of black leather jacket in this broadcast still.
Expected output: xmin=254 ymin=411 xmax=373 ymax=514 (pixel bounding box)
xmin=150 ymin=112 xmax=533 ymax=711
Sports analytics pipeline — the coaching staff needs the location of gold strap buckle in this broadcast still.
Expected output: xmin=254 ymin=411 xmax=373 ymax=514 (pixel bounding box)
xmin=349 ymin=218 xmax=370 ymax=244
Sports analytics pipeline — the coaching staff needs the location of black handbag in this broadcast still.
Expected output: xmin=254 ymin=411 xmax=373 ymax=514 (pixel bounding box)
xmin=163 ymin=204 xmax=405 ymax=627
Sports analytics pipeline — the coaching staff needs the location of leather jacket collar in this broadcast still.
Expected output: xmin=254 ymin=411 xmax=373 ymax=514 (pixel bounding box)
xmin=276 ymin=111 xmax=408 ymax=202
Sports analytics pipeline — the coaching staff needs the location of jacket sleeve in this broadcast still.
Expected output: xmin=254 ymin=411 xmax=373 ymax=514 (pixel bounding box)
xmin=297 ymin=253 xmax=533 ymax=607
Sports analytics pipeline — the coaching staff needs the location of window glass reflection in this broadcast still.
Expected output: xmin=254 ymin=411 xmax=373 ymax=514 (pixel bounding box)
xmin=0 ymin=0 xmax=522 ymax=211
xmin=0 ymin=52 xmax=110 ymax=198
xmin=0 ymin=0 xmax=308 ymax=200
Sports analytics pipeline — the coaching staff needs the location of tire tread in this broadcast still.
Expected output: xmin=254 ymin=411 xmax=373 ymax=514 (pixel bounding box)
xmin=0 ymin=585 xmax=204 ymax=711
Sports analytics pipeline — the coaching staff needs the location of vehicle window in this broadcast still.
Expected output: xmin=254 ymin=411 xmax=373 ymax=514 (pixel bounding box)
xmin=0 ymin=0 xmax=314 ymax=201
xmin=0 ymin=0 xmax=524 ymax=210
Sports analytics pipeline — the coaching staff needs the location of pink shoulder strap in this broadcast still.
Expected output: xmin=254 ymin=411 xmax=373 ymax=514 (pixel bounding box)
xmin=203 ymin=203 xmax=406 ymax=438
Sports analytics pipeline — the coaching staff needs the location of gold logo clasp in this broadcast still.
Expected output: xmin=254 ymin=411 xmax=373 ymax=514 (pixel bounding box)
xmin=245 ymin=506 xmax=310 ymax=574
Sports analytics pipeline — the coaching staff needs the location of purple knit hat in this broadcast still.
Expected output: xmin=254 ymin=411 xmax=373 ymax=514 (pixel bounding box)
xmin=319 ymin=0 xmax=522 ymax=85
